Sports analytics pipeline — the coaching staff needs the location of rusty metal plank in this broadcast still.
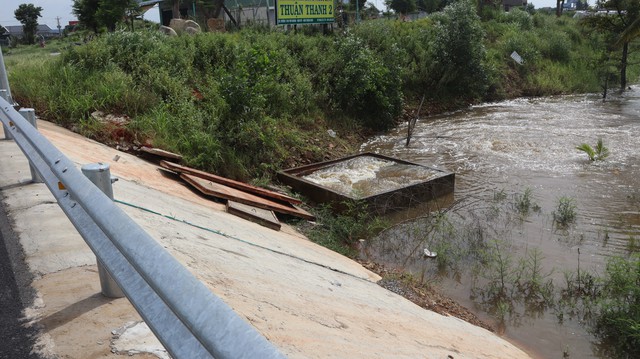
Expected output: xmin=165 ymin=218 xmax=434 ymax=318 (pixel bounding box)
xmin=161 ymin=160 xmax=302 ymax=205
xmin=181 ymin=174 xmax=314 ymax=220
xmin=140 ymin=146 xmax=183 ymax=161
xmin=226 ymin=201 xmax=281 ymax=231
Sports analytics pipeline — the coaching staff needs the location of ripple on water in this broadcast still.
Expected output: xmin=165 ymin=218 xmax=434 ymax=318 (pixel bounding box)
xmin=359 ymin=91 xmax=640 ymax=359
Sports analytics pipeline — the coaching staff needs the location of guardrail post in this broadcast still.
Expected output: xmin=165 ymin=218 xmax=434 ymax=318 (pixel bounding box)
xmin=0 ymin=48 xmax=13 ymax=105
xmin=18 ymin=108 xmax=42 ymax=183
xmin=0 ymin=89 xmax=13 ymax=140
xmin=81 ymin=162 xmax=125 ymax=298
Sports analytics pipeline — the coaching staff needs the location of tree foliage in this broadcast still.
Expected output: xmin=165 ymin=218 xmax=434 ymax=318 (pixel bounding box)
xmin=581 ymin=0 xmax=640 ymax=89
xmin=73 ymin=0 xmax=101 ymax=33
xmin=73 ymin=0 xmax=138 ymax=33
xmin=14 ymin=3 xmax=42 ymax=45
xmin=417 ymin=0 xmax=449 ymax=13
xmin=430 ymin=0 xmax=487 ymax=99
xmin=387 ymin=0 xmax=417 ymax=15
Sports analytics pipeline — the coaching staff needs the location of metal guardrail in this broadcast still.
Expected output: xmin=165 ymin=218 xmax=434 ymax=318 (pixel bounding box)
xmin=0 ymin=51 xmax=285 ymax=359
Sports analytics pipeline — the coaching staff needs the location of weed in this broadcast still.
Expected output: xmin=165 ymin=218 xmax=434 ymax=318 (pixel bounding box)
xmin=302 ymin=201 xmax=387 ymax=257
xmin=627 ymin=235 xmax=639 ymax=253
xmin=516 ymin=248 xmax=555 ymax=305
xmin=592 ymin=255 xmax=640 ymax=358
xmin=553 ymin=196 xmax=577 ymax=227
xmin=513 ymin=187 xmax=540 ymax=217
xmin=494 ymin=188 xmax=507 ymax=202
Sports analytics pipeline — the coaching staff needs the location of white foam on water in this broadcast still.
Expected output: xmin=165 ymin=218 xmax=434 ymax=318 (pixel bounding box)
xmin=302 ymin=156 xmax=439 ymax=198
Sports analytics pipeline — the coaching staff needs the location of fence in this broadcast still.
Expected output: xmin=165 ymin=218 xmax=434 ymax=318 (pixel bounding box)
xmin=0 ymin=50 xmax=285 ymax=359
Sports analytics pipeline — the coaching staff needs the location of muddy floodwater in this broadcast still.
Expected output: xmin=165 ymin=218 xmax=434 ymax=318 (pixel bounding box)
xmin=302 ymin=155 xmax=440 ymax=198
xmin=356 ymin=89 xmax=640 ymax=358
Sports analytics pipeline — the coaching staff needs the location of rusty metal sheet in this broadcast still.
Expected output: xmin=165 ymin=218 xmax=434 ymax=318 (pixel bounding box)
xmin=140 ymin=146 xmax=183 ymax=161
xmin=226 ymin=201 xmax=281 ymax=231
xmin=181 ymin=174 xmax=314 ymax=220
xmin=161 ymin=161 xmax=302 ymax=206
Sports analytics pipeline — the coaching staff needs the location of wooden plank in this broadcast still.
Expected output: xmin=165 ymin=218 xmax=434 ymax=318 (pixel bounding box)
xmin=181 ymin=174 xmax=315 ymax=220
xmin=226 ymin=201 xmax=281 ymax=231
xmin=161 ymin=160 xmax=302 ymax=205
xmin=140 ymin=147 xmax=183 ymax=161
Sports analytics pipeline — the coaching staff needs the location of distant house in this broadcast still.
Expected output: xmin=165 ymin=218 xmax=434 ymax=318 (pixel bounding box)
xmin=4 ymin=24 xmax=60 ymax=39
xmin=563 ymin=0 xmax=579 ymax=10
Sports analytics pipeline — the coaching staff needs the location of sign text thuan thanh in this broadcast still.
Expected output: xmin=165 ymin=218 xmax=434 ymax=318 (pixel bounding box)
xmin=276 ymin=0 xmax=335 ymax=25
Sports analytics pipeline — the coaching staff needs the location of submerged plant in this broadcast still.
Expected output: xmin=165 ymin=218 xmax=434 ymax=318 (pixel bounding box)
xmin=554 ymin=196 xmax=577 ymax=226
xmin=593 ymin=255 xmax=640 ymax=358
xmin=576 ymin=138 xmax=609 ymax=161
xmin=513 ymin=187 xmax=540 ymax=217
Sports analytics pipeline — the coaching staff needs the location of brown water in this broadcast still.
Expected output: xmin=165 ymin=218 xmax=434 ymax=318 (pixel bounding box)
xmin=357 ymin=90 xmax=640 ymax=358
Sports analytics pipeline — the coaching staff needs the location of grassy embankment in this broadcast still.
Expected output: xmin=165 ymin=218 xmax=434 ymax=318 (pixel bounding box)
xmin=3 ymin=8 xmax=613 ymax=184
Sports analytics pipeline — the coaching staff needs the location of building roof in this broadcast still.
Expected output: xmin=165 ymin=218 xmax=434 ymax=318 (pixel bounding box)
xmin=4 ymin=24 xmax=59 ymax=37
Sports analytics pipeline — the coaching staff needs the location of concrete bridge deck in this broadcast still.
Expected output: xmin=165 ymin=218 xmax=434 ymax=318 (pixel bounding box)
xmin=0 ymin=121 xmax=531 ymax=359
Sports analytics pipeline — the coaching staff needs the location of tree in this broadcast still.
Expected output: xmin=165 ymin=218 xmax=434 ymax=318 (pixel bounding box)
xmin=616 ymin=12 xmax=640 ymax=46
xmin=582 ymin=0 xmax=640 ymax=90
xmin=73 ymin=0 xmax=101 ymax=33
xmin=339 ymin=0 xmax=368 ymax=21
xmin=363 ymin=3 xmax=381 ymax=19
xmin=73 ymin=0 xmax=137 ymax=33
xmin=557 ymin=0 xmax=565 ymax=17
xmin=14 ymin=3 xmax=42 ymax=45
xmin=417 ymin=0 xmax=448 ymax=13
xmin=386 ymin=0 xmax=417 ymax=16
xmin=430 ymin=0 xmax=487 ymax=99
xmin=577 ymin=0 xmax=589 ymax=10
xmin=97 ymin=0 xmax=138 ymax=31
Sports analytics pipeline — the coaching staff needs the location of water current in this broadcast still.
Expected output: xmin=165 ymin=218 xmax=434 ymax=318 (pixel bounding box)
xmin=355 ymin=89 xmax=640 ymax=358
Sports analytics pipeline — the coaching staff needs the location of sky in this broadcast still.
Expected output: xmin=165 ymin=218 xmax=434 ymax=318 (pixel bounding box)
xmin=1 ymin=0 xmax=559 ymax=30
xmin=1 ymin=1 xmax=160 ymax=29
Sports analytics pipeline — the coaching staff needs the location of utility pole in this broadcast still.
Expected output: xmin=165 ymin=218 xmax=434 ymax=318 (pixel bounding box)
xmin=56 ymin=16 xmax=62 ymax=36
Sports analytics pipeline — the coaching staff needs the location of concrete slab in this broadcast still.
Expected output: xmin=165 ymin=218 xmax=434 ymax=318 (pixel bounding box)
xmin=0 ymin=121 xmax=532 ymax=359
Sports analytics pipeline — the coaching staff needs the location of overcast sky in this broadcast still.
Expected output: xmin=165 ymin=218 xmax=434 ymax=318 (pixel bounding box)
xmin=1 ymin=0 xmax=560 ymax=29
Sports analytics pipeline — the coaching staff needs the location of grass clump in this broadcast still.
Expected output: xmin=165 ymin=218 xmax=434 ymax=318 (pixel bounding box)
xmin=302 ymin=201 xmax=387 ymax=257
xmin=513 ymin=187 xmax=540 ymax=217
xmin=593 ymin=255 xmax=640 ymax=358
xmin=553 ymin=196 xmax=577 ymax=227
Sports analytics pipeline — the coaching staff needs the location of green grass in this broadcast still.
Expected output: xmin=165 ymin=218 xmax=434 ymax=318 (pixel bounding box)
xmin=4 ymin=11 xmax=624 ymax=183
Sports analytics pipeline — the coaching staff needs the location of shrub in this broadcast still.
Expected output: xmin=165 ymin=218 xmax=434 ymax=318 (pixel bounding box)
xmin=553 ymin=196 xmax=577 ymax=226
xmin=542 ymin=32 xmax=572 ymax=62
xmin=594 ymin=256 xmax=640 ymax=358
xmin=501 ymin=8 xmax=533 ymax=30
xmin=430 ymin=0 xmax=488 ymax=100
xmin=322 ymin=33 xmax=403 ymax=131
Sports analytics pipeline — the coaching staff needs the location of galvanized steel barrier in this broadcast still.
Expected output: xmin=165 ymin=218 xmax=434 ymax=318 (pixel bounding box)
xmin=0 ymin=50 xmax=285 ymax=359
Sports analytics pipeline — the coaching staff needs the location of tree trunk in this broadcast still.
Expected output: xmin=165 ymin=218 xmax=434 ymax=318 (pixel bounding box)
xmin=556 ymin=0 xmax=563 ymax=17
xmin=621 ymin=41 xmax=629 ymax=90
xmin=173 ymin=0 xmax=181 ymax=19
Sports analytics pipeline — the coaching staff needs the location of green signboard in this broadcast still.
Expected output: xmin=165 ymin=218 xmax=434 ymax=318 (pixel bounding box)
xmin=275 ymin=0 xmax=336 ymax=25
